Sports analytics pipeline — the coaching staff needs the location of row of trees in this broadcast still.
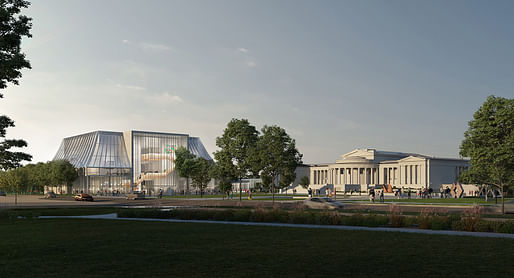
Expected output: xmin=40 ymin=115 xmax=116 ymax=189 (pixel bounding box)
xmin=0 ymin=160 xmax=78 ymax=194
xmin=214 ymin=119 xmax=302 ymax=202
xmin=174 ymin=119 xmax=303 ymax=202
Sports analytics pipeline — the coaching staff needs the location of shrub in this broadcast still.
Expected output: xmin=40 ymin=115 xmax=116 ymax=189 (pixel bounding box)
xmin=232 ymin=209 xmax=251 ymax=222
xmin=289 ymin=211 xmax=315 ymax=224
xmin=417 ymin=208 xmax=435 ymax=229
xmin=389 ymin=204 xmax=404 ymax=227
xmin=430 ymin=216 xmax=450 ymax=230
xmin=461 ymin=205 xmax=482 ymax=232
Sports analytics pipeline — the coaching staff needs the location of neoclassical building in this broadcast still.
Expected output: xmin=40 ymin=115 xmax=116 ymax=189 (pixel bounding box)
xmin=299 ymin=149 xmax=469 ymax=193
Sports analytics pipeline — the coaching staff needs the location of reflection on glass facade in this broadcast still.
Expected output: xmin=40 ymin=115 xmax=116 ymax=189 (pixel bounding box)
xmin=53 ymin=130 xmax=212 ymax=195
xmin=130 ymin=131 xmax=188 ymax=195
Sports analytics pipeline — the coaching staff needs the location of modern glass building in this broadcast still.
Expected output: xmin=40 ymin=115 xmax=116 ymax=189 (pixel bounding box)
xmin=53 ymin=130 xmax=212 ymax=195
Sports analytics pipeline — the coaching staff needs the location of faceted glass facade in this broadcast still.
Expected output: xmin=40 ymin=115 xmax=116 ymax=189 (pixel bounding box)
xmin=130 ymin=131 xmax=188 ymax=195
xmin=53 ymin=130 xmax=212 ymax=195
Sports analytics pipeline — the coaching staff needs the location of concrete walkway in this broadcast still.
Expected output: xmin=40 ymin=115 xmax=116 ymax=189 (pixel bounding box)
xmin=39 ymin=213 xmax=514 ymax=239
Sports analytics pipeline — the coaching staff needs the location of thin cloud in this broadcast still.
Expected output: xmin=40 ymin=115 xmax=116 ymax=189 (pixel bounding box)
xmin=115 ymin=83 xmax=147 ymax=91
xmin=122 ymin=39 xmax=171 ymax=51
xmin=246 ymin=61 xmax=257 ymax=67
xmin=139 ymin=42 xmax=171 ymax=51
xmin=152 ymin=92 xmax=183 ymax=104
xmin=237 ymin=47 xmax=249 ymax=53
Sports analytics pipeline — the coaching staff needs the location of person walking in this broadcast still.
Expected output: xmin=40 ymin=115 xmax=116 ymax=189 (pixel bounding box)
xmin=158 ymin=189 xmax=163 ymax=199
xmin=379 ymin=190 xmax=384 ymax=203
xmin=369 ymin=188 xmax=375 ymax=203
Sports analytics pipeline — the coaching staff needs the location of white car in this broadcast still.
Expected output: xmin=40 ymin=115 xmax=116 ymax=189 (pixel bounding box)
xmin=304 ymin=197 xmax=344 ymax=210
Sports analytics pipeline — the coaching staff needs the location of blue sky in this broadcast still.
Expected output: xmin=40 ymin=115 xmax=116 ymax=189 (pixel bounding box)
xmin=1 ymin=0 xmax=513 ymax=163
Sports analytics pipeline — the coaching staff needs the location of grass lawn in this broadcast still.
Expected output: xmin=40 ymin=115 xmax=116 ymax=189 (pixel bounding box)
xmin=0 ymin=219 xmax=512 ymax=278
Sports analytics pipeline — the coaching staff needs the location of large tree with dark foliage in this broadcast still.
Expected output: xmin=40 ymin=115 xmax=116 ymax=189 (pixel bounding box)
xmin=459 ymin=95 xmax=514 ymax=214
xmin=0 ymin=0 xmax=32 ymax=170
xmin=250 ymin=125 xmax=302 ymax=203
xmin=214 ymin=118 xmax=259 ymax=201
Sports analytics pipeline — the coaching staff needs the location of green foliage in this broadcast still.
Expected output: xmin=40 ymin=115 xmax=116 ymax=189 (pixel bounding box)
xmin=299 ymin=176 xmax=309 ymax=189
xmin=459 ymin=95 xmax=514 ymax=193
xmin=250 ymin=125 xmax=303 ymax=201
xmin=214 ymin=118 xmax=259 ymax=199
xmin=176 ymin=147 xmax=215 ymax=197
xmin=0 ymin=0 xmax=32 ymax=93
xmin=117 ymin=207 xmax=514 ymax=234
xmin=0 ymin=160 xmax=77 ymax=193
xmin=190 ymin=157 xmax=214 ymax=197
xmin=0 ymin=166 xmax=27 ymax=192
xmin=0 ymin=0 xmax=32 ymax=169
xmin=175 ymin=146 xmax=197 ymax=179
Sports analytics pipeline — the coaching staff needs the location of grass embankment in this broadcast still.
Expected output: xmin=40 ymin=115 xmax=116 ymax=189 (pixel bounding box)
xmin=0 ymin=218 xmax=512 ymax=278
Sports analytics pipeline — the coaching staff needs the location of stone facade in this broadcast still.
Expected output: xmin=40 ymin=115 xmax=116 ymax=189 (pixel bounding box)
xmin=293 ymin=149 xmax=469 ymax=194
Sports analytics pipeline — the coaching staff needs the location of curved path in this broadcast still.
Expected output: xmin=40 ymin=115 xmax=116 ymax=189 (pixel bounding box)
xmin=39 ymin=213 xmax=514 ymax=239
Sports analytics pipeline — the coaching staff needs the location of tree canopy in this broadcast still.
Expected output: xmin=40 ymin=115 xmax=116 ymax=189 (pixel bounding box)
xmin=250 ymin=125 xmax=303 ymax=202
xmin=0 ymin=160 xmax=78 ymax=194
xmin=214 ymin=118 xmax=259 ymax=201
xmin=0 ymin=0 xmax=32 ymax=169
xmin=459 ymin=95 xmax=514 ymax=214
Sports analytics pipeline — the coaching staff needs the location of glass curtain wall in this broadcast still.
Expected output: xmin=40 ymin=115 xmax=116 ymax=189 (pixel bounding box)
xmin=54 ymin=131 xmax=132 ymax=195
xmin=132 ymin=132 xmax=188 ymax=195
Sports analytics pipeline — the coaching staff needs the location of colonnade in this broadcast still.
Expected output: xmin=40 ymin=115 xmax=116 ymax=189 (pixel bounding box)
xmin=311 ymin=167 xmax=378 ymax=186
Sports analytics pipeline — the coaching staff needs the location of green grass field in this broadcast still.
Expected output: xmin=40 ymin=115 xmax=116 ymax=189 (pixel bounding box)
xmin=0 ymin=218 xmax=512 ymax=278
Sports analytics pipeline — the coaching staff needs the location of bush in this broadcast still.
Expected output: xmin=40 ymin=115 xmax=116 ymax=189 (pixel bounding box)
xmin=289 ymin=211 xmax=315 ymax=224
xmin=389 ymin=204 xmax=404 ymax=227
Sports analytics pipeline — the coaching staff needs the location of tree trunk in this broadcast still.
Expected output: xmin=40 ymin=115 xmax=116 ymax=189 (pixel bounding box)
xmin=272 ymin=176 xmax=275 ymax=204
xmin=239 ymin=179 xmax=242 ymax=202
xmin=501 ymin=183 xmax=505 ymax=215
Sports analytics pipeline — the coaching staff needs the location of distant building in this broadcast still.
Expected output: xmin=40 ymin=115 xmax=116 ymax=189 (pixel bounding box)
xmin=53 ymin=130 xmax=211 ymax=195
xmin=292 ymin=148 xmax=470 ymax=194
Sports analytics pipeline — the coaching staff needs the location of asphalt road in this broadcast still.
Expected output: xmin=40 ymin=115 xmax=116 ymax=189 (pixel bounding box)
xmin=1 ymin=194 xmax=512 ymax=214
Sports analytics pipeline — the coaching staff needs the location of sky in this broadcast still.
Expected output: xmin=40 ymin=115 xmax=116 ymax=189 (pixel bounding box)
xmin=1 ymin=0 xmax=513 ymax=164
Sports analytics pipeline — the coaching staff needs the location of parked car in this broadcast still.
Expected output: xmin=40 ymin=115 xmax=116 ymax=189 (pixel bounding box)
xmin=74 ymin=193 xmax=94 ymax=201
xmin=304 ymin=197 xmax=344 ymax=210
xmin=44 ymin=191 xmax=56 ymax=199
xmin=0 ymin=190 xmax=6 ymax=196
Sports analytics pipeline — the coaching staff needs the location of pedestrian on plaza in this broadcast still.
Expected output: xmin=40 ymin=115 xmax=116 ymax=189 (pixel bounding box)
xmin=159 ymin=189 xmax=163 ymax=199
xmin=379 ymin=190 xmax=384 ymax=203
xmin=369 ymin=188 xmax=375 ymax=203
xmin=407 ymin=189 xmax=411 ymax=199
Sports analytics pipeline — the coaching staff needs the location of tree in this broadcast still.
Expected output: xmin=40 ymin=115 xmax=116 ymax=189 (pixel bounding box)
xmin=251 ymin=125 xmax=303 ymax=203
xmin=48 ymin=160 xmax=78 ymax=192
xmin=214 ymin=118 xmax=259 ymax=201
xmin=212 ymin=163 xmax=234 ymax=199
xmin=459 ymin=95 xmax=514 ymax=214
xmin=175 ymin=146 xmax=196 ymax=195
xmin=0 ymin=114 xmax=31 ymax=170
xmin=190 ymin=157 xmax=214 ymax=198
xmin=0 ymin=0 xmax=32 ymax=169
xmin=299 ymin=176 xmax=310 ymax=189
xmin=0 ymin=167 xmax=27 ymax=204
